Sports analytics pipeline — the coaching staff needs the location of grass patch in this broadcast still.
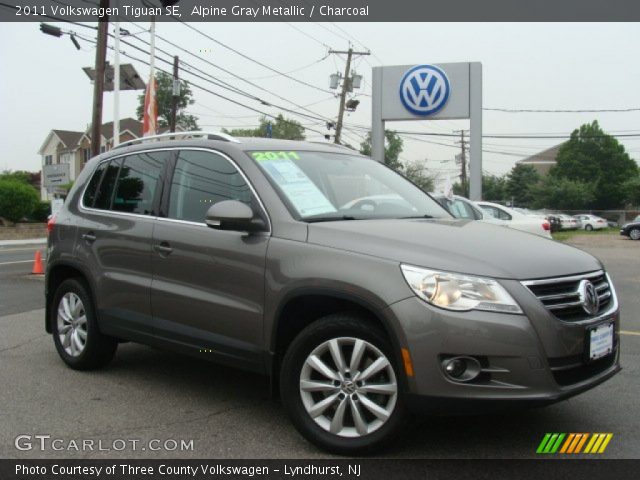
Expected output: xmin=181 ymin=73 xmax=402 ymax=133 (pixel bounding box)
xmin=552 ymin=227 xmax=618 ymax=242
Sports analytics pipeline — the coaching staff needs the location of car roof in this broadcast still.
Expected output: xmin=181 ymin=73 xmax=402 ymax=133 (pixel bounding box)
xmin=99 ymin=133 xmax=363 ymax=161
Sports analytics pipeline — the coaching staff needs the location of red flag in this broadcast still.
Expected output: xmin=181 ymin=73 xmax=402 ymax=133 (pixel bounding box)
xmin=142 ymin=76 xmax=157 ymax=136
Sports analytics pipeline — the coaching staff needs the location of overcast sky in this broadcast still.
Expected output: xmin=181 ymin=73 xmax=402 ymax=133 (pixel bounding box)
xmin=1 ymin=22 xmax=639 ymax=185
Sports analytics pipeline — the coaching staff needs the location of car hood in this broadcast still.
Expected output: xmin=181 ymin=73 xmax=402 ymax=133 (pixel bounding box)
xmin=307 ymin=218 xmax=602 ymax=280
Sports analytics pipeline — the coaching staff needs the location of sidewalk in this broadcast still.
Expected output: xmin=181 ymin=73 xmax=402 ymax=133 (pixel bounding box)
xmin=0 ymin=238 xmax=47 ymax=247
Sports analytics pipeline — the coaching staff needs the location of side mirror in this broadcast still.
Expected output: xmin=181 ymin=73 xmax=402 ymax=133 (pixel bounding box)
xmin=205 ymin=200 xmax=266 ymax=233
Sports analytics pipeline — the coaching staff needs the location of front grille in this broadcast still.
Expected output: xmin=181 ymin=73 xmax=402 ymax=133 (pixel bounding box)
xmin=549 ymin=351 xmax=617 ymax=386
xmin=523 ymin=271 xmax=613 ymax=322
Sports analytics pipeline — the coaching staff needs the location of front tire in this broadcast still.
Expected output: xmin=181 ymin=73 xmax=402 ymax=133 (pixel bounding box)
xmin=630 ymin=228 xmax=640 ymax=240
xmin=585 ymin=224 xmax=593 ymax=231
xmin=51 ymin=278 xmax=117 ymax=370
xmin=280 ymin=314 xmax=405 ymax=454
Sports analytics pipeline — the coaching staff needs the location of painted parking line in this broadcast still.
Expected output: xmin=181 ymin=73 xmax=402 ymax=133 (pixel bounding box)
xmin=620 ymin=330 xmax=640 ymax=337
xmin=0 ymin=259 xmax=47 ymax=266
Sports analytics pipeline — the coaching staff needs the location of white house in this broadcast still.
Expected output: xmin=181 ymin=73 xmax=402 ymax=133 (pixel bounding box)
xmin=37 ymin=118 xmax=145 ymax=201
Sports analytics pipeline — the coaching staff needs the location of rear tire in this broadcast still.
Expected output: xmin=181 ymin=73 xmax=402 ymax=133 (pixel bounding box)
xmin=280 ymin=314 xmax=405 ymax=454
xmin=51 ymin=278 xmax=117 ymax=370
xmin=585 ymin=224 xmax=593 ymax=231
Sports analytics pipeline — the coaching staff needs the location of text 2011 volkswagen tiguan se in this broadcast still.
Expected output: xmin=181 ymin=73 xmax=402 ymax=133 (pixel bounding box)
xmin=46 ymin=132 xmax=620 ymax=453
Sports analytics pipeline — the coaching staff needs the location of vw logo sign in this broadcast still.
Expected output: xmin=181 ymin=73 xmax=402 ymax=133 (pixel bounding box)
xmin=399 ymin=64 xmax=451 ymax=116
xmin=579 ymin=279 xmax=600 ymax=316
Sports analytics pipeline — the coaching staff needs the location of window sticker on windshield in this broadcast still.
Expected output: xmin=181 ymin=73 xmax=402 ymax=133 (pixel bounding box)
xmin=253 ymin=155 xmax=337 ymax=217
xmin=252 ymin=151 xmax=300 ymax=161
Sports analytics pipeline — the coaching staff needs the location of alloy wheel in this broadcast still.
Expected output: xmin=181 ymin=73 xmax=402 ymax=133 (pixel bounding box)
xmin=57 ymin=292 xmax=88 ymax=357
xmin=299 ymin=337 xmax=398 ymax=438
xmin=631 ymin=229 xmax=640 ymax=240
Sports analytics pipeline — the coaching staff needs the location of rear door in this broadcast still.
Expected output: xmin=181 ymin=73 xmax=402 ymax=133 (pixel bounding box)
xmin=76 ymin=150 xmax=170 ymax=341
xmin=150 ymin=149 xmax=269 ymax=372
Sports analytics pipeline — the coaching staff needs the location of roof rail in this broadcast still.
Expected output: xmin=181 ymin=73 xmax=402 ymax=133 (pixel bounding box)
xmin=113 ymin=131 xmax=240 ymax=149
xmin=309 ymin=141 xmax=356 ymax=152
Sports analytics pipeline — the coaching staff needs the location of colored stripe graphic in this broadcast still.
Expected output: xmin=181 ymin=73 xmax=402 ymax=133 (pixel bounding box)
xmin=537 ymin=433 xmax=613 ymax=454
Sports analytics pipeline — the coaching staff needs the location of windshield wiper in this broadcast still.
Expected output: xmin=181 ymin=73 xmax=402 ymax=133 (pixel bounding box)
xmin=399 ymin=214 xmax=436 ymax=219
xmin=305 ymin=215 xmax=358 ymax=223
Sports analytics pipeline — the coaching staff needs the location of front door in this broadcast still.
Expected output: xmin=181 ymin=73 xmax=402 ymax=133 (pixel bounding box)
xmin=151 ymin=149 xmax=269 ymax=372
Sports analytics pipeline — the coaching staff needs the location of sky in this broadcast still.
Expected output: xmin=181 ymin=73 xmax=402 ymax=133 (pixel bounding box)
xmin=1 ymin=21 xmax=639 ymax=189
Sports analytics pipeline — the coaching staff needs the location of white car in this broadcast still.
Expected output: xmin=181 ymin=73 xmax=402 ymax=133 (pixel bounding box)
xmin=476 ymin=201 xmax=552 ymax=238
xmin=574 ymin=214 xmax=608 ymax=231
xmin=557 ymin=214 xmax=580 ymax=230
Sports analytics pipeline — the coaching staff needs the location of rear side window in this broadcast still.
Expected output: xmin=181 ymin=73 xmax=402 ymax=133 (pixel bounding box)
xmin=168 ymin=150 xmax=253 ymax=223
xmin=93 ymin=160 xmax=122 ymax=210
xmin=112 ymin=153 xmax=165 ymax=215
xmin=82 ymin=162 xmax=108 ymax=208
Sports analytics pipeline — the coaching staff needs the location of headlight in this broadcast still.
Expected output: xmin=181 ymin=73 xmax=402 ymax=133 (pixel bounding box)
xmin=400 ymin=265 xmax=523 ymax=314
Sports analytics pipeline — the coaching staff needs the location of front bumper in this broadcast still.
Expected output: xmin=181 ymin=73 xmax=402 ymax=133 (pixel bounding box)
xmin=385 ymin=281 xmax=621 ymax=414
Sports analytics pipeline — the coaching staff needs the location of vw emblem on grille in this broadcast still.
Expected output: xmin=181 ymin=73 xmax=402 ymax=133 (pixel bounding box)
xmin=578 ymin=280 xmax=600 ymax=316
xmin=399 ymin=64 xmax=451 ymax=116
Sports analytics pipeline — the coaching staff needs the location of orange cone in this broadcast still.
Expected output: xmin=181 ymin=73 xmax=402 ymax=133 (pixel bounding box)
xmin=31 ymin=250 xmax=44 ymax=275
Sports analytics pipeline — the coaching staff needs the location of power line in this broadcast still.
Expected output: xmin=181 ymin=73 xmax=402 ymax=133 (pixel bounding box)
xmin=178 ymin=22 xmax=334 ymax=95
xmin=485 ymin=106 xmax=640 ymax=113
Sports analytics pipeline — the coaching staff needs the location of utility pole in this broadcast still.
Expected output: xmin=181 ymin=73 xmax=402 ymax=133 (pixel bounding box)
xmin=329 ymin=48 xmax=370 ymax=144
xmin=455 ymin=130 xmax=469 ymax=197
xmin=90 ymin=0 xmax=110 ymax=157
xmin=170 ymin=55 xmax=179 ymax=133
xmin=113 ymin=17 xmax=121 ymax=147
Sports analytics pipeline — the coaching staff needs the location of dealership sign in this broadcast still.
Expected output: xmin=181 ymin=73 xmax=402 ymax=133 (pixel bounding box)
xmin=371 ymin=62 xmax=483 ymax=199
xmin=399 ymin=64 xmax=451 ymax=116
xmin=43 ymin=164 xmax=70 ymax=187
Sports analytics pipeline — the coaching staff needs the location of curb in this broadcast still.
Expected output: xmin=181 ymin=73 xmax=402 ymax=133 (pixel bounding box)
xmin=0 ymin=238 xmax=47 ymax=247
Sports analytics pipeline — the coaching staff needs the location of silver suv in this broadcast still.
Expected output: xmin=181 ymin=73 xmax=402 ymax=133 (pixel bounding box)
xmin=46 ymin=132 xmax=620 ymax=454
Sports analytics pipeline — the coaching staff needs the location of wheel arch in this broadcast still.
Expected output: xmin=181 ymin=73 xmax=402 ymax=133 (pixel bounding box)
xmin=46 ymin=261 xmax=96 ymax=334
xmin=268 ymin=287 xmax=407 ymax=398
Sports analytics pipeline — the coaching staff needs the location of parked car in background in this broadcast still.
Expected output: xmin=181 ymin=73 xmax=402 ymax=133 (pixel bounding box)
xmin=557 ymin=214 xmax=579 ymax=230
xmin=620 ymin=215 xmax=640 ymax=240
xmin=574 ymin=214 xmax=608 ymax=231
xmin=433 ymin=195 xmax=504 ymax=227
xmin=476 ymin=201 xmax=552 ymax=238
xmin=546 ymin=214 xmax=563 ymax=233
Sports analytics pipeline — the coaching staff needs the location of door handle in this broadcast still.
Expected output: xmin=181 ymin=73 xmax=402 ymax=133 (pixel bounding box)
xmin=81 ymin=232 xmax=96 ymax=243
xmin=154 ymin=242 xmax=173 ymax=256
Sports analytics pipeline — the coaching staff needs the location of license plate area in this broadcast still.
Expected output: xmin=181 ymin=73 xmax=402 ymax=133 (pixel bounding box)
xmin=587 ymin=322 xmax=614 ymax=362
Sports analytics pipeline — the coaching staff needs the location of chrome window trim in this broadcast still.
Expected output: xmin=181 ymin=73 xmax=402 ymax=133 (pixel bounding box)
xmin=78 ymin=147 xmax=272 ymax=234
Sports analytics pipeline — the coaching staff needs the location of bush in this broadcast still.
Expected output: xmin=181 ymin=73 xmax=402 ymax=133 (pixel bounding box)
xmin=0 ymin=180 xmax=40 ymax=223
xmin=29 ymin=201 xmax=51 ymax=222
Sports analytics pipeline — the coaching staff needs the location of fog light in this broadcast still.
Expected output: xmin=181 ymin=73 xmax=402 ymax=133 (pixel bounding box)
xmin=442 ymin=356 xmax=482 ymax=382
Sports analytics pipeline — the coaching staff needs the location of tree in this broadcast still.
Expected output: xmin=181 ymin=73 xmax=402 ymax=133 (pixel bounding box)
xmin=136 ymin=72 xmax=199 ymax=131
xmin=224 ymin=114 xmax=305 ymax=140
xmin=482 ymin=174 xmax=508 ymax=201
xmin=403 ymin=161 xmax=435 ymax=192
xmin=0 ymin=180 xmax=40 ymax=224
xmin=622 ymin=175 xmax=640 ymax=207
xmin=0 ymin=170 xmax=40 ymax=190
xmin=359 ymin=130 xmax=403 ymax=171
xmin=506 ymin=164 xmax=541 ymax=206
xmin=550 ymin=120 xmax=638 ymax=208
xmin=531 ymin=177 xmax=596 ymax=210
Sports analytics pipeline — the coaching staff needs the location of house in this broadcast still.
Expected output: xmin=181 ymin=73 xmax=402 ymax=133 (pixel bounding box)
xmin=38 ymin=118 xmax=145 ymax=201
xmin=515 ymin=143 xmax=565 ymax=177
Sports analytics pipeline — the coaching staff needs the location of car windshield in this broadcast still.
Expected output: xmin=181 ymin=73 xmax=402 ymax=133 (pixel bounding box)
xmin=249 ymin=150 xmax=450 ymax=221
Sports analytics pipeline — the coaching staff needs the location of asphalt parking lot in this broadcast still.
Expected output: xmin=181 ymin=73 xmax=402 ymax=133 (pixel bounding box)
xmin=0 ymin=235 xmax=638 ymax=459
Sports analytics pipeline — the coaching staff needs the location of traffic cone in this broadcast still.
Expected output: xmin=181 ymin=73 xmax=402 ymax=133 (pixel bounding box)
xmin=31 ymin=250 xmax=44 ymax=275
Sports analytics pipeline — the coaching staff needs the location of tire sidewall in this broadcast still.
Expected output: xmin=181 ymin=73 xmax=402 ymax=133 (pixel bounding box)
xmin=280 ymin=316 xmax=405 ymax=454
xmin=630 ymin=228 xmax=640 ymax=240
xmin=51 ymin=278 xmax=100 ymax=368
